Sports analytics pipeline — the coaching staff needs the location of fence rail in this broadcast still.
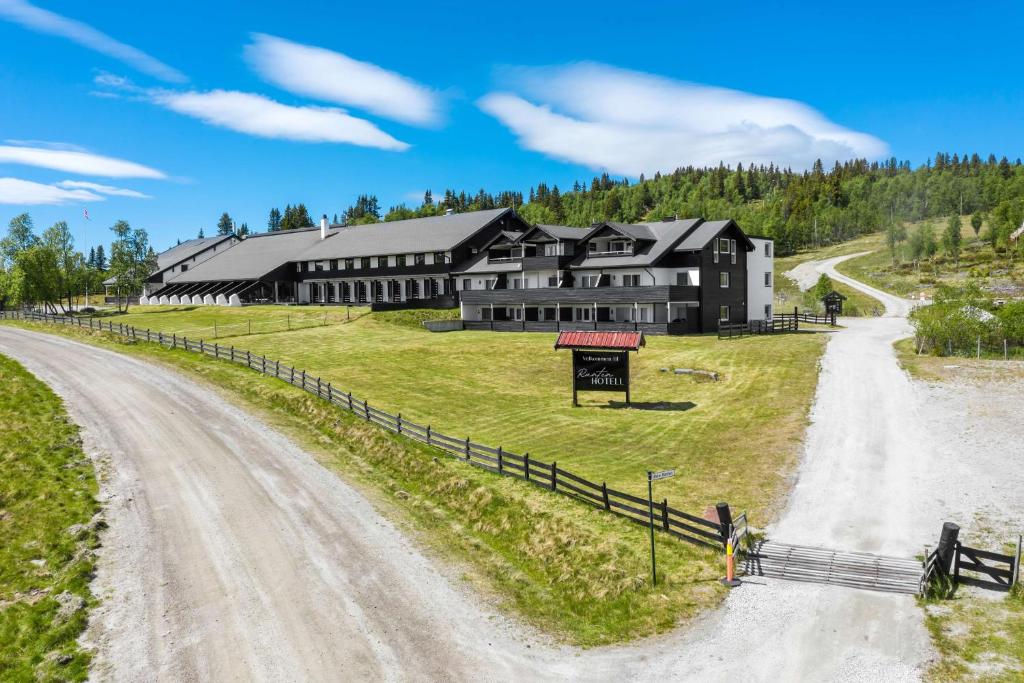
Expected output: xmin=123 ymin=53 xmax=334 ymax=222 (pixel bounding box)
xmin=4 ymin=309 xmax=727 ymax=549
xmin=954 ymin=540 xmax=1020 ymax=592
xmin=718 ymin=317 xmax=799 ymax=339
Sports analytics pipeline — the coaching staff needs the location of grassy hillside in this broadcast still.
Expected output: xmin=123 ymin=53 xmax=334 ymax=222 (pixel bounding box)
xmin=837 ymin=217 xmax=1024 ymax=300
xmin=98 ymin=304 xmax=370 ymax=339
xmin=0 ymin=354 xmax=99 ymax=681
xmin=773 ymin=233 xmax=885 ymax=316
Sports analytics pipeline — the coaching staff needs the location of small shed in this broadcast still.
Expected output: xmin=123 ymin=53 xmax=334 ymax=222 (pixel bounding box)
xmin=822 ymin=291 xmax=847 ymax=316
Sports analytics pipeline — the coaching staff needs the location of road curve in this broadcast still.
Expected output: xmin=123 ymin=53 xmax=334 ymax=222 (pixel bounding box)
xmin=0 ymin=327 xmax=579 ymax=682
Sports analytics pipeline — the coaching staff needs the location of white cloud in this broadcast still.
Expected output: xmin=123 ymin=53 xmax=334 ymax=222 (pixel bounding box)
xmin=244 ymin=33 xmax=441 ymax=126
xmin=0 ymin=177 xmax=103 ymax=204
xmin=0 ymin=143 xmax=166 ymax=178
xmin=0 ymin=0 xmax=186 ymax=83
xmin=150 ymin=89 xmax=410 ymax=150
xmin=478 ymin=63 xmax=888 ymax=176
xmin=57 ymin=180 xmax=151 ymax=198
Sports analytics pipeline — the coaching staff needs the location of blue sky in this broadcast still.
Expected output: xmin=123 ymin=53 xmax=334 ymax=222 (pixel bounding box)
xmin=1 ymin=0 xmax=1022 ymax=252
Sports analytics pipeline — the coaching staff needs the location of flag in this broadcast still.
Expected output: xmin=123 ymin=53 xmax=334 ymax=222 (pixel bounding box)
xmin=83 ymin=208 xmax=90 ymax=221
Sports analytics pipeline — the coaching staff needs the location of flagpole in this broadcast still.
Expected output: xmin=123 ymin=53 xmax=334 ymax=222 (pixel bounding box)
xmin=83 ymin=208 xmax=90 ymax=308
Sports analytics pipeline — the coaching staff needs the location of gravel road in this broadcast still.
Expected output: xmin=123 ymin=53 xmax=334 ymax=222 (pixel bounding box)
xmin=2 ymin=262 xmax=1019 ymax=681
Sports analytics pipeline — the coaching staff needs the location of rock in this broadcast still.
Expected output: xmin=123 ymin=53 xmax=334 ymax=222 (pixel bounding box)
xmin=54 ymin=591 xmax=85 ymax=622
xmin=395 ymin=490 xmax=410 ymax=500
xmin=659 ymin=367 xmax=669 ymax=372
xmin=67 ymin=523 xmax=87 ymax=539
xmin=45 ymin=651 xmax=74 ymax=666
xmin=30 ymin=558 xmax=46 ymax=567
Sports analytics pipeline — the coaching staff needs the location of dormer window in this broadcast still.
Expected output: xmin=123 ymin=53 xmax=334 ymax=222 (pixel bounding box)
xmin=588 ymin=236 xmax=633 ymax=255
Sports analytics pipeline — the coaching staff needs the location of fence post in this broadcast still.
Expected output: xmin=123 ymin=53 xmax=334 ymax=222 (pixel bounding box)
xmin=977 ymin=336 xmax=981 ymax=359
xmin=248 ymin=319 xmax=251 ymax=335
xmin=426 ymin=425 xmax=431 ymax=445
xmin=464 ymin=437 xmax=471 ymax=461
xmin=364 ymin=401 xmax=370 ymax=421
xmin=183 ymin=336 xmax=187 ymax=350
xmin=524 ymin=453 xmax=530 ymax=481
xmin=661 ymin=499 xmax=669 ymax=531
xmin=347 ymin=392 xmax=353 ymax=411
xmin=1005 ymin=339 xmax=1009 ymax=360
xmin=936 ymin=522 xmax=960 ymax=575
xmin=214 ymin=343 xmax=219 ymax=358
xmin=316 ymin=377 xmax=322 ymax=397
xmin=602 ymin=482 xmax=610 ymax=510
xmin=497 ymin=446 xmax=503 ymax=474
xmin=716 ymin=502 xmax=733 ymax=548
xmin=550 ymin=461 xmax=557 ymax=491
xmin=397 ymin=413 xmax=402 ymax=434
xmin=172 ymin=333 xmax=177 ymax=348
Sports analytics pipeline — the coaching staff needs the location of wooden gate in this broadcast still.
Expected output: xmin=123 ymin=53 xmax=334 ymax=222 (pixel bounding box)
xmin=954 ymin=539 xmax=1021 ymax=591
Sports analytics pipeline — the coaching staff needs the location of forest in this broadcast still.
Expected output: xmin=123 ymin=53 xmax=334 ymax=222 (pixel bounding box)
xmin=325 ymin=153 xmax=1024 ymax=256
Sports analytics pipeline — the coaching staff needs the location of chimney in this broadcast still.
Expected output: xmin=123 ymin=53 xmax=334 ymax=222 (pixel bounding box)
xmin=445 ymin=208 xmax=454 ymax=216
xmin=320 ymin=214 xmax=328 ymax=239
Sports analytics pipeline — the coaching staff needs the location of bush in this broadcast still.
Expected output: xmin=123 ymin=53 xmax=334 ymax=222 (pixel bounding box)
xmin=910 ymin=300 xmax=1002 ymax=355
xmin=996 ymin=301 xmax=1024 ymax=344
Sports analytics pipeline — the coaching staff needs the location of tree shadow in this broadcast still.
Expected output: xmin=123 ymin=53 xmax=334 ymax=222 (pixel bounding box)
xmin=599 ymin=401 xmax=696 ymax=411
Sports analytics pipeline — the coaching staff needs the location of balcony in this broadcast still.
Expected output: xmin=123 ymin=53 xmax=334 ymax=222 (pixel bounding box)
xmin=463 ymin=321 xmax=690 ymax=336
xmin=460 ymin=284 xmax=700 ymax=306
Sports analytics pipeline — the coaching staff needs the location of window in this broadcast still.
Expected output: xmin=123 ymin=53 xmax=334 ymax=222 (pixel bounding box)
xmin=547 ymin=276 xmax=558 ymax=287
xmin=512 ymin=278 xmax=524 ymax=290
xmin=314 ymin=261 xmax=325 ymax=272
xmin=676 ymin=272 xmax=692 ymax=286
xmin=764 ymin=242 xmax=772 ymax=258
xmin=344 ymin=258 xmax=354 ymax=270
xmin=180 ymin=264 xmax=188 ymax=272
xmin=481 ymin=307 xmax=492 ymax=321
xmin=720 ymin=272 xmax=730 ymax=288
xmin=396 ymin=254 xmax=407 ymax=267
xmin=462 ymin=278 xmax=471 ymax=291
xmin=622 ymin=274 xmax=640 ymax=287
xmin=719 ymin=238 xmax=731 ymax=253
xmin=296 ymin=262 xmax=303 ymax=273
xmin=576 ymin=307 xmax=593 ymax=321
xmin=543 ymin=242 xmax=562 ymax=256
xmin=731 ymin=239 xmax=737 ymax=265
xmin=765 ymin=304 xmax=772 ymax=320
xmin=511 ymin=307 xmax=523 ymax=321
xmin=639 ymin=307 xmax=649 ymax=322
xmin=609 ymin=240 xmax=631 ymax=254
xmin=580 ymin=275 xmax=599 ymax=288
xmin=360 ymin=257 xmax=371 ymax=269
xmin=414 ymin=253 xmax=426 ymax=266
xmin=329 ymin=259 xmax=338 ymax=271
xmin=485 ymin=279 xmax=497 ymax=290
xmin=433 ymin=252 xmax=446 ymax=264
xmin=764 ymin=272 xmax=772 ymax=287
xmin=719 ymin=305 xmax=730 ymax=321
xmin=713 ymin=239 xmax=719 ymax=264
xmin=375 ymin=256 xmax=387 ymax=268
xmin=588 ymin=242 xmax=598 ymax=253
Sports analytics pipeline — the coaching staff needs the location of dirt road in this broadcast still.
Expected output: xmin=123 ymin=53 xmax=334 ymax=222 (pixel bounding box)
xmin=3 ymin=260 xmax=1019 ymax=681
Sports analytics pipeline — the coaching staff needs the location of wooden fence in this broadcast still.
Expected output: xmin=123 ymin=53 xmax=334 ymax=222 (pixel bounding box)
xmin=4 ymin=310 xmax=728 ymax=549
xmin=954 ymin=539 xmax=1021 ymax=592
xmin=718 ymin=317 xmax=799 ymax=339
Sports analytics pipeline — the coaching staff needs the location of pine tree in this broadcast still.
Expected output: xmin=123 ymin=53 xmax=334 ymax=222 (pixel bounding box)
xmin=87 ymin=246 xmax=96 ymax=268
xmin=94 ymin=244 xmax=106 ymax=270
xmin=216 ymin=212 xmax=233 ymax=236
xmin=198 ymin=227 xmax=205 ymax=238
xmin=268 ymin=207 xmax=282 ymax=232
xmin=238 ymin=222 xmax=249 ymax=237
xmin=423 ymin=189 xmax=433 ymax=206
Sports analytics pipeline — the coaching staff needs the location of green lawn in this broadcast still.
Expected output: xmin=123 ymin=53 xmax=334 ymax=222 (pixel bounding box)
xmin=72 ymin=307 xmax=826 ymax=521
xmin=0 ymin=354 xmax=100 ymax=681
xmin=96 ymin=304 xmax=370 ymax=339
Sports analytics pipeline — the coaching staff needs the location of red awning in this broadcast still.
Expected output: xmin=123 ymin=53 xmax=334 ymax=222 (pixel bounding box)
xmin=554 ymin=330 xmax=645 ymax=351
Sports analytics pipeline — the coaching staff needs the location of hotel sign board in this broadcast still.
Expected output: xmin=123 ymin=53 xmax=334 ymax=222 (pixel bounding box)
xmin=572 ymin=350 xmax=630 ymax=405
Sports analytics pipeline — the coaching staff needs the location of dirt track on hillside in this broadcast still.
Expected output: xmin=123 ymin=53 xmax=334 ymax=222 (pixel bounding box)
xmin=3 ymin=271 xmax=1021 ymax=680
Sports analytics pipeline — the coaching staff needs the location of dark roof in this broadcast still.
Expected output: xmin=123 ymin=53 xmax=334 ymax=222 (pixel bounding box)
xmin=554 ymin=330 xmax=645 ymax=351
xmin=823 ymin=291 xmax=847 ymax=300
xmin=154 ymin=235 xmax=234 ymax=273
xmin=674 ymin=219 xmax=754 ymax=252
xmin=529 ymin=224 xmax=591 ymax=241
xmin=296 ymin=208 xmax=514 ymax=260
xmin=166 ymin=227 xmax=327 ymax=283
xmin=601 ymin=222 xmax=658 ymax=241
xmin=571 ymin=218 xmax=702 ymax=268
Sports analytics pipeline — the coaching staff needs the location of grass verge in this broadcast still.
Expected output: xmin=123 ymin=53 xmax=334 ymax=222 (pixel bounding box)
xmin=0 ymin=354 xmax=100 ymax=681
xmin=6 ymin=320 xmax=729 ymax=646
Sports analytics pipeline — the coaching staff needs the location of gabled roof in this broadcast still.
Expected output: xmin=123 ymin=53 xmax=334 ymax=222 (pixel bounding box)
xmin=296 ymin=208 xmax=515 ymax=260
xmin=527 ymin=224 xmax=591 ymax=241
xmin=599 ymin=222 xmax=658 ymax=241
xmin=554 ymin=330 xmax=645 ymax=351
xmin=571 ymin=218 xmax=702 ymax=269
xmin=154 ymin=235 xmax=234 ymax=273
xmin=674 ymin=219 xmax=754 ymax=252
xmin=165 ymin=227 xmax=328 ymax=283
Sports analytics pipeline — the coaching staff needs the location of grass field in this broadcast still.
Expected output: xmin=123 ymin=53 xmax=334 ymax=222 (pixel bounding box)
xmin=95 ymin=304 xmax=371 ymax=339
xmin=836 ymin=218 xmax=1024 ymax=300
xmin=70 ymin=308 xmax=827 ymax=520
xmin=0 ymin=354 xmax=100 ymax=681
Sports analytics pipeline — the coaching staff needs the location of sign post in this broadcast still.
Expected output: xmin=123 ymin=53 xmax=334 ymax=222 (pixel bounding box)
xmin=572 ymin=349 xmax=630 ymax=406
xmin=647 ymin=469 xmax=675 ymax=586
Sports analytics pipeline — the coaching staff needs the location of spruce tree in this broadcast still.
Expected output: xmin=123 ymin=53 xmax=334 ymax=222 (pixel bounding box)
xmin=268 ymin=207 xmax=282 ymax=232
xmin=216 ymin=212 xmax=233 ymax=236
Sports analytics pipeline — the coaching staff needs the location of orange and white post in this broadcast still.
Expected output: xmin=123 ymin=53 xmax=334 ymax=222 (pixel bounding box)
xmin=721 ymin=526 xmax=741 ymax=587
